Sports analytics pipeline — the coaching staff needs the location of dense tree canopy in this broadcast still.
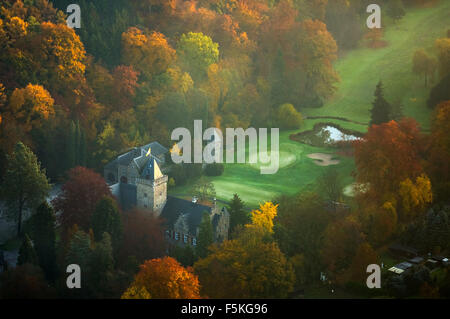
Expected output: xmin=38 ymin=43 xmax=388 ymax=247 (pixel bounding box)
xmin=122 ymin=257 xmax=201 ymax=299
xmin=52 ymin=166 xmax=111 ymax=234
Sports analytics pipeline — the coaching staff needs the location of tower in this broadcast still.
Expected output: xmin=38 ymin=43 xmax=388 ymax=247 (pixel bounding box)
xmin=136 ymin=158 xmax=168 ymax=215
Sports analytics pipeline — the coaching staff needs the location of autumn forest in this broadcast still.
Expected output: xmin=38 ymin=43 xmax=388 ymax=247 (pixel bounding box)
xmin=0 ymin=0 xmax=449 ymax=300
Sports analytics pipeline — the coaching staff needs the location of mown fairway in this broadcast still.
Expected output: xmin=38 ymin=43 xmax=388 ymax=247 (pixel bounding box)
xmin=170 ymin=130 xmax=355 ymax=208
xmin=303 ymin=1 xmax=450 ymax=132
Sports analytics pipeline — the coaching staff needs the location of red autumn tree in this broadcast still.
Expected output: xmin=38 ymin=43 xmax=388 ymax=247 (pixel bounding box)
xmin=111 ymin=65 xmax=139 ymax=111
xmin=321 ymin=217 xmax=365 ymax=275
xmin=119 ymin=209 xmax=166 ymax=266
xmin=52 ymin=166 xmax=112 ymax=234
xmin=353 ymin=119 xmax=424 ymax=204
xmin=348 ymin=242 xmax=378 ymax=283
xmin=121 ymin=256 xmax=201 ymax=299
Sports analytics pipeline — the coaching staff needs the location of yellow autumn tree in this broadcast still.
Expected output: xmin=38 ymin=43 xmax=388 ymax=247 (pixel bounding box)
xmin=5 ymin=16 xmax=28 ymax=42
xmin=121 ymin=286 xmax=151 ymax=299
xmin=166 ymin=66 xmax=194 ymax=93
xmin=247 ymin=201 xmax=278 ymax=233
xmin=398 ymin=174 xmax=433 ymax=221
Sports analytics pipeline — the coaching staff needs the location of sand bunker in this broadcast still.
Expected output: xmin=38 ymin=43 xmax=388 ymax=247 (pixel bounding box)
xmin=307 ymin=153 xmax=340 ymax=166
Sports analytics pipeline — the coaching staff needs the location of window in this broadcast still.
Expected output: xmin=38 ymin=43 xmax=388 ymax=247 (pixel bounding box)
xmin=192 ymin=238 xmax=197 ymax=246
xmin=183 ymin=234 xmax=188 ymax=244
xmin=165 ymin=230 xmax=170 ymax=238
xmin=175 ymin=232 xmax=179 ymax=241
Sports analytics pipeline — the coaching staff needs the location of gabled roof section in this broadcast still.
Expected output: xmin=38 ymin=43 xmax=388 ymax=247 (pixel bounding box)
xmin=161 ymin=196 xmax=212 ymax=236
xmin=117 ymin=147 xmax=141 ymax=166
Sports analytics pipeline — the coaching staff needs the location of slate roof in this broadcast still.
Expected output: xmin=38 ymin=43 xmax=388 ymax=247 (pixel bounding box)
xmin=118 ymin=148 xmax=142 ymax=166
xmin=141 ymin=142 xmax=168 ymax=158
xmin=161 ymin=196 xmax=212 ymax=236
xmin=105 ymin=142 xmax=168 ymax=171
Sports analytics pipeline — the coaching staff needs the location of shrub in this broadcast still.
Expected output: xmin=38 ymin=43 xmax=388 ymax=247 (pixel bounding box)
xmin=275 ymin=103 xmax=303 ymax=130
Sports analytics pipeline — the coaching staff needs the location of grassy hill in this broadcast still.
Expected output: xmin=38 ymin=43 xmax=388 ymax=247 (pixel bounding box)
xmin=303 ymin=1 xmax=450 ymax=132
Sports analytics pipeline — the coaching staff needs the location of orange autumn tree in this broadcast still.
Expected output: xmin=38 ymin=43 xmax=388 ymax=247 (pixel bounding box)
xmin=35 ymin=22 xmax=86 ymax=88
xmin=122 ymin=28 xmax=176 ymax=80
xmin=121 ymin=257 xmax=201 ymax=299
xmin=348 ymin=242 xmax=378 ymax=283
xmin=7 ymin=84 xmax=54 ymax=130
xmin=297 ymin=19 xmax=339 ymax=101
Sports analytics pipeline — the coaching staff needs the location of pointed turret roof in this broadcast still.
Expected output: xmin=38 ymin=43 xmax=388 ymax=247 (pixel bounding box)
xmin=140 ymin=157 xmax=163 ymax=180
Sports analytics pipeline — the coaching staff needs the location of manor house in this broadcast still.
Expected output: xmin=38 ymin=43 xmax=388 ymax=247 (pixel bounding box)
xmin=104 ymin=142 xmax=229 ymax=247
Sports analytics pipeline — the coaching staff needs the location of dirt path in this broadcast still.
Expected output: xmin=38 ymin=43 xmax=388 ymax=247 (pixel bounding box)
xmin=307 ymin=153 xmax=340 ymax=166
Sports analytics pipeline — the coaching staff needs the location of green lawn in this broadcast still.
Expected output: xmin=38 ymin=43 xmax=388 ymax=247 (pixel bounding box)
xmin=170 ymin=130 xmax=355 ymax=209
xmin=303 ymin=1 xmax=450 ymax=132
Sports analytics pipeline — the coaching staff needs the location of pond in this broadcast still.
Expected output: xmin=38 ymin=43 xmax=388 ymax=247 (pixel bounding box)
xmin=290 ymin=123 xmax=361 ymax=147
xmin=318 ymin=126 xmax=360 ymax=143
